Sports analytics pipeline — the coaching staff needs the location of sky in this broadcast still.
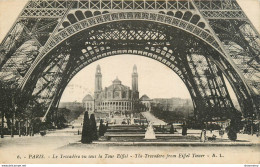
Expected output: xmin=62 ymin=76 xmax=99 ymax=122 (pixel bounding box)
xmin=0 ymin=0 xmax=259 ymax=103
xmin=60 ymin=55 xmax=192 ymax=102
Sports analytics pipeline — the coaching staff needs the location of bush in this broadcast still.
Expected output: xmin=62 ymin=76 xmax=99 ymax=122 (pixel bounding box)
xmin=81 ymin=111 xmax=92 ymax=144
xmin=182 ymin=124 xmax=187 ymax=136
xmin=105 ymin=122 xmax=109 ymax=132
xmin=170 ymin=124 xmax=174 ymax=134
xmin=226 ymin=109 xmax=243 ymax=141
xmin=90 ymin=114 xmax=98 ymax=141
xmin=99 ymin=119 xmax=106 ymax=136
xmin=33 ymin=118 xmax=43 ymax=133
xmin=227 ymin=129 xmax=237 ymax=141
xmin=40 ymin=131 xmax=46 ymax=136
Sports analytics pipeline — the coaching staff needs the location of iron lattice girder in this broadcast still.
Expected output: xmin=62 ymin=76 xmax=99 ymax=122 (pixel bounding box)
xmin=35 ymin=12 xmax=222 ymax=58
xmin=25 ymin=20 xmax=236 ymax=120
xmin=0 ymin=17 xmax=59 ymax=84
xmin=17 ymin=10 xmax=226 ymax=104
xmin=20 ymin=0 xmax=247 ymax=21
xmin=22 ymin=0 xmax=195 ymax=14
xmin=19 ymin=11 xmax=221 ymax=87
xmin=208 ymin=19 xmax=260 ymax=95
xmin=0 ymin=0 xmax=251 ymax=80
xmin=21 ymin=0 xmax=244 ymax=15
xmin=0 ymin=9 xmax=237 ymax=87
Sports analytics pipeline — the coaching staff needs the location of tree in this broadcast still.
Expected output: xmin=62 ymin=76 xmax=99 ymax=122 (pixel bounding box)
xmin=0 ymin=80 xmax=23 ymax=137
xmin=227 ymin=129 xmax=237 ymax=141
xmin=226 ymin=109 xmax=243 ymax=141
xmin=182 ymin=123 xmax=188 ymax=136
xmin=90 ymin=114 xmax=98 ymax=140
xmin=99 ymin=119 xmax=105 ymax=136
xmin=81 ymin=111 xmax=92 ymax=144
xmin=0 ymin=79 xmax=47 ymax=137
xmin=105 ymin=122 xmax=109 ymax=133
xmin=0 ymin=81 xmax=13 ymax=137
xmin=170 ymin=124 xmax=174 ymax=134
xmin=135 ymin=102 xmax=147 ymax=112
xmin=33 ymin=118 xmax=42 ymax=134
xmin=20 ymin=96 xmax=46 ymax=136
xmin=13 ymin=88 xmax=48 ymax=136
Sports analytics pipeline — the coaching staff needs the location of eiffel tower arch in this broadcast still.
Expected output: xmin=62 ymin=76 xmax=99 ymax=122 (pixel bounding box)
xmin=0 ymin=0 xmax=259 ymax=121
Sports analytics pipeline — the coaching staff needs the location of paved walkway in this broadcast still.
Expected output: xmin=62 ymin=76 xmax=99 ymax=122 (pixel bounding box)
xmin=141 ymin=112 xmax=167 ymax=125
xmin=45 ymin=113 xmax=85 ymax=136
xmin=191 ymin=129 xmax=260 ymax=143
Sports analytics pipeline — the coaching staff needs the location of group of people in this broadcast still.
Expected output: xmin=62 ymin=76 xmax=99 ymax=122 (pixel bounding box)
xmin=200 ymin=129 xmax=222 ymax=142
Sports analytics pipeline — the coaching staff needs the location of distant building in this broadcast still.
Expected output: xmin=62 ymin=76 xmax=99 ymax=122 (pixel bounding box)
xmin=82 ymin=65 xmax=140 ymax=113
xmin=152 ymin=98 xmax=193 ymax=111
xmin=140 ymin=94 xmax=152 ymax=111
xmin=82 ymin=94 xmax=94 ymax=112
xmin=81 ymin=65 xmax=193 ymax=115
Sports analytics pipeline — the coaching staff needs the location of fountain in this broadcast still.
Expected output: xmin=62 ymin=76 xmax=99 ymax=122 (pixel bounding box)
xmin=144 ymin=122 xmax=156 ymax=139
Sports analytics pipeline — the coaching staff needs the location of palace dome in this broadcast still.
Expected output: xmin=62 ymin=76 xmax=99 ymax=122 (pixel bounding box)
xmin=140 ymin=94 xmax=151 ymax=101
xmin=112 ymin=77 xmax=122 ymax=85
xmin=82 ymin=94 xmax=93 ymax=102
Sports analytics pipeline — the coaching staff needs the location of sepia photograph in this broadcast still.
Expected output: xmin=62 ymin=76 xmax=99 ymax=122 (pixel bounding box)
xmin=0 ymin=0 xmax=259 ymax=165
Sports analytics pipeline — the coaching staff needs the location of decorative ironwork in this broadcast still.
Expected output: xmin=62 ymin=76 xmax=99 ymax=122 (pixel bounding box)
xmin=209 ymin=20 xmax=260 ymax=95
xmin=194 ymin=0 xmax=241 ymax=10
xmin=201 ymin=11 xmax=246 ymax=19
xmin=22 ymin=21 xmax=248 ymax=119
xmin=23 ymin=0 xmax=195 ymax=14
xmin=36 ymin=12 xmax=222 ymax=61
xmin=0 ymin=0 xmax=259 ymax=121
xmin=22 ymin=9 xmax=67 ymax=18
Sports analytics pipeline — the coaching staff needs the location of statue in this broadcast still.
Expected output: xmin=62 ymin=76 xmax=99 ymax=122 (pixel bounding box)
xmin=130 ymin=113 xmax=135 ymax=125
xmin=144 ymin=122 xmax=156 ymax=139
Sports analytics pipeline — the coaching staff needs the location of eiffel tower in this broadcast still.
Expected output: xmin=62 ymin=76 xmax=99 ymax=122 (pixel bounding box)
xmin=0 ymin=0 xmax=259 ymax=121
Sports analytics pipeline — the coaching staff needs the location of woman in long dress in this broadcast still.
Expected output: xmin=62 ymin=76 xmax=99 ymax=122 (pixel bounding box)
xmin=144 ymin=122 xmax=156 ymax=139
xmin=200 ymin=129 xmax=206 ymax=142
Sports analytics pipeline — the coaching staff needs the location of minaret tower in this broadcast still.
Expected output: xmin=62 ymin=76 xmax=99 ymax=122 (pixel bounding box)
xmin=132 ymin=65 xmax=139 ymax=99
xmin=94 ymin=64 xmax=102 ymax=99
